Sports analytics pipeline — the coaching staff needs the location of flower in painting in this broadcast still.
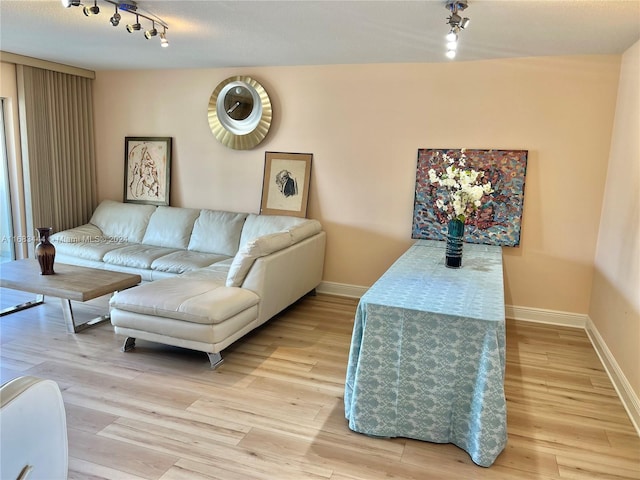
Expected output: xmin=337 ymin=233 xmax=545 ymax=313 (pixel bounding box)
xmin=428 ymin=151 xmax=493 ymax=223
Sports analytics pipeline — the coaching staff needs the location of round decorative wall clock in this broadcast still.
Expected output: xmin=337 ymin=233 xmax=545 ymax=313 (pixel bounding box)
xmin=208 ymin=75 xmax=272 ymax=150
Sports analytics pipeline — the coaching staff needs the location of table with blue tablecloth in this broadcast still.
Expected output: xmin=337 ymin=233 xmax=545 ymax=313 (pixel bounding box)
xmin=344 ymin=239 xmax=506 ymax=467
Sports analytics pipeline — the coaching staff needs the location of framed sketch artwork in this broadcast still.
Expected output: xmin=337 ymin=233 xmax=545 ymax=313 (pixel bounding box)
xmin=260 ymin=152 xmax=313 ymax=217
xmin=123 ymin=137 xmax=172 ymax=206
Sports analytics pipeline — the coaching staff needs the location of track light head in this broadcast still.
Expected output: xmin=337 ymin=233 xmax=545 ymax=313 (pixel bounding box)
xmin=83 ymin=1 xmax=99 ymax=16
xmin=60 ymin=0 xmax=81 ymax=7
xmin=126 ymin=14 xmax=141 ymax=32
xmin=160 ymin=32 xmax=169 ymax=48
xmin=110 ymin=12 xmax=121 ymax=26
xmin=144 ymin=28 xmax=157 ymax=39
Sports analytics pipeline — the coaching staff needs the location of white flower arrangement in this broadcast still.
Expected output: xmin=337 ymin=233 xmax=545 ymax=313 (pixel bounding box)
xmin=428 ymin=150 xmax=494 ymax=223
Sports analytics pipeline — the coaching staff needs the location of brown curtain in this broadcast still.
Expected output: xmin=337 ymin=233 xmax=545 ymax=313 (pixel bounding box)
xmin=17 ymin=65 xmax=97 ymax=240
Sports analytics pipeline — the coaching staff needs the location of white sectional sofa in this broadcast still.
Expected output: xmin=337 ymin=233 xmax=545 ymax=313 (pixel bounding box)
xmin=51 ymin=200 xmax=326 ymax=367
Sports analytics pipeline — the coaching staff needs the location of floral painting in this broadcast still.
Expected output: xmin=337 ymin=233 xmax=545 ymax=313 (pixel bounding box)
xmin=412 ymin=149 xmax=528 ymax=247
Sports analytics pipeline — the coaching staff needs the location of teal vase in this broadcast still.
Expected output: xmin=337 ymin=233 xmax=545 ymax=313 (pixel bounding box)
xmin=445 ymin=219 xmax=464 ymax=268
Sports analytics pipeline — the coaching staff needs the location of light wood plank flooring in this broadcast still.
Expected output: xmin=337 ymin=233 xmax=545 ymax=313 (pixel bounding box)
xmin=1 ymin=289 xmax=638 ymax=479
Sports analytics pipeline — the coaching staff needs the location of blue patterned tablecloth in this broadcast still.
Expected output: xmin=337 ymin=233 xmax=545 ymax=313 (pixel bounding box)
xmin=344 ymin=240 xmax=506 ymax=467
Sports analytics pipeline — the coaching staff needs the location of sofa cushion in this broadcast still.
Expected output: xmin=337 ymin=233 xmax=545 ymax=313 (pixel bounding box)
xmin=90 ymin=200 xmax=157 ymax=243
xmin=110 ymin=273 xmax=259 ymax=325
xmin=151 ymin=250 xmax=231 ymax=274
xmin=103 ymin=245 xmax=179 ymax=269
xmin=53 ymin=239 xmax=133 ymax=262
xmin=50 ymin=224 xmax=129 ymax=261
xmin=226 ymin=231 xmax=293 ymax=287
xmin=188 ymin=210 xmax=248 ymax=256
xmin=239 ymin=214 xmax=308 ymax=248
xmin=142 ymin=206 xmax=200 ymax=249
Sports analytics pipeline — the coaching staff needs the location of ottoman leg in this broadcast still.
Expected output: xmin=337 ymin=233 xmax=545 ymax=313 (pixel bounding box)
xmin=207 ymin=352 xmax=224 ymax=369
xmin=122 ymin=337 xmax=136 ymax=352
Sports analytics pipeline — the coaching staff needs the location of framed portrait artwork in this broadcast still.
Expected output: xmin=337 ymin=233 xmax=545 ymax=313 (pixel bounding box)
xmin=123 ymin=137 xmax=172 ymax=206
xmin=260 ymin=152 xmax=313 ymax=217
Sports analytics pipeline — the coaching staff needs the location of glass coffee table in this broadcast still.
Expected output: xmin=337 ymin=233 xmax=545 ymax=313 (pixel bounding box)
xmin=0 ymin=259 xmax=141 ymax=333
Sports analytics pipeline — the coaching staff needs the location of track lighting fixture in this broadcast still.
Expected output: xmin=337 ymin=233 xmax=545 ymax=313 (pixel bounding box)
xmin=444 ymin=0 xmax=470 ymax=60
xmin=61 ymin=0 xmax=169 ymax=47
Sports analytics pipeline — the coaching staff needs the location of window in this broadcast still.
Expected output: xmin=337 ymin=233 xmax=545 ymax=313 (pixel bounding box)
xmin=0 ymin=98 xmax=15 ymax=262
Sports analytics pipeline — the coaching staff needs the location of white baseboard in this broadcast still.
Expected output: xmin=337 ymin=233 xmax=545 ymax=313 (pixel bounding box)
xmin=316 ymin=281 xmax=639 ymax=436
xmin=504 ymin=305 xmax=588 ymax=328
xmin=585 ymin=317 xmax=640 ymax=436
xmin=507 ymin=304 xmax=639 ymax=436
xmin=316 ymin=281 xmax=368 ymax=299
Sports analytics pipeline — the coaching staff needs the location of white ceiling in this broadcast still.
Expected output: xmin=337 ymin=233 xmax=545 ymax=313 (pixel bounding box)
xmin=1 ymin=0 xmax=639 ymax=71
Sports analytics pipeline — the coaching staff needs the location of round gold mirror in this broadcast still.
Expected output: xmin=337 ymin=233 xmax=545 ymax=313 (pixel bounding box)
xmin=208 ymin=76 xmax=272 ymax=150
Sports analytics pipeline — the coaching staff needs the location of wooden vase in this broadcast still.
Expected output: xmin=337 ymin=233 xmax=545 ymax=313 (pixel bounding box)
xmin=35 ymin=227 xmax=55 ymax=275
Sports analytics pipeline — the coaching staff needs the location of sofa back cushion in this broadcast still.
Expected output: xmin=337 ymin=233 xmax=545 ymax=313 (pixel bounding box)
xmin=188 ymin=210 xmax=248 ymax=256
xmin=239 ymin=214 xmax=309 ymax=248
xmin=142 ymin=206 xmax=200 ymax=249
xmin=90 ymin=200 xmax=156 ymax=243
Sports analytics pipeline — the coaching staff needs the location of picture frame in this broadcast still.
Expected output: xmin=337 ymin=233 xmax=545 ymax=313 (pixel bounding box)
xmin=260 ymin=152 xmax=313 ymax=217
xmin=412 ymin=148 xmax=528 ymax=247
xmin=123 ymin=137 xmax=172 ymax=206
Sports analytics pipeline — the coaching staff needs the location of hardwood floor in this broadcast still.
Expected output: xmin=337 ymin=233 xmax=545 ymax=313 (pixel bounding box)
xmin=1 ymin=289 xmax=638 ymax=479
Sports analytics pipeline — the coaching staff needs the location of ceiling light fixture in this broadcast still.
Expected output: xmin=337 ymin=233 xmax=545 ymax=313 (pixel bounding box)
xmin=61 ymin=0 xmax=169 ymax=48
xmin=444 ymin=0 xmax=470 ymax=60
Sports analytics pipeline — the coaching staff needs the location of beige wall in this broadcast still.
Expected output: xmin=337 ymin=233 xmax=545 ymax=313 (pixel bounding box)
xmin=94 ymin=55 xmax=621 ymax=314
xmin=590 ymin=41 xmax=640 ymax=398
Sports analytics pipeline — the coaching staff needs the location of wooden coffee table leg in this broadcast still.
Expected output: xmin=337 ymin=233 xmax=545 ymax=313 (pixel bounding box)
xmin=0 ymin=294 xmax=45 ymax=317
xmin=60 ymin=299 xmax=110 ymax=333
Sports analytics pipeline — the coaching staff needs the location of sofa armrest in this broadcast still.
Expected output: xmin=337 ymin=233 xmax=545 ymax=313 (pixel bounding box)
xmin=50 ymin=223 xmax=104 ymax=244
xmin=226 ymin=219 xmax=322 ymax=287
xmin=0 ymin=376 xmax=68 ymax=479
xmin=240 ymin=231 xmax=326 ymax=325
